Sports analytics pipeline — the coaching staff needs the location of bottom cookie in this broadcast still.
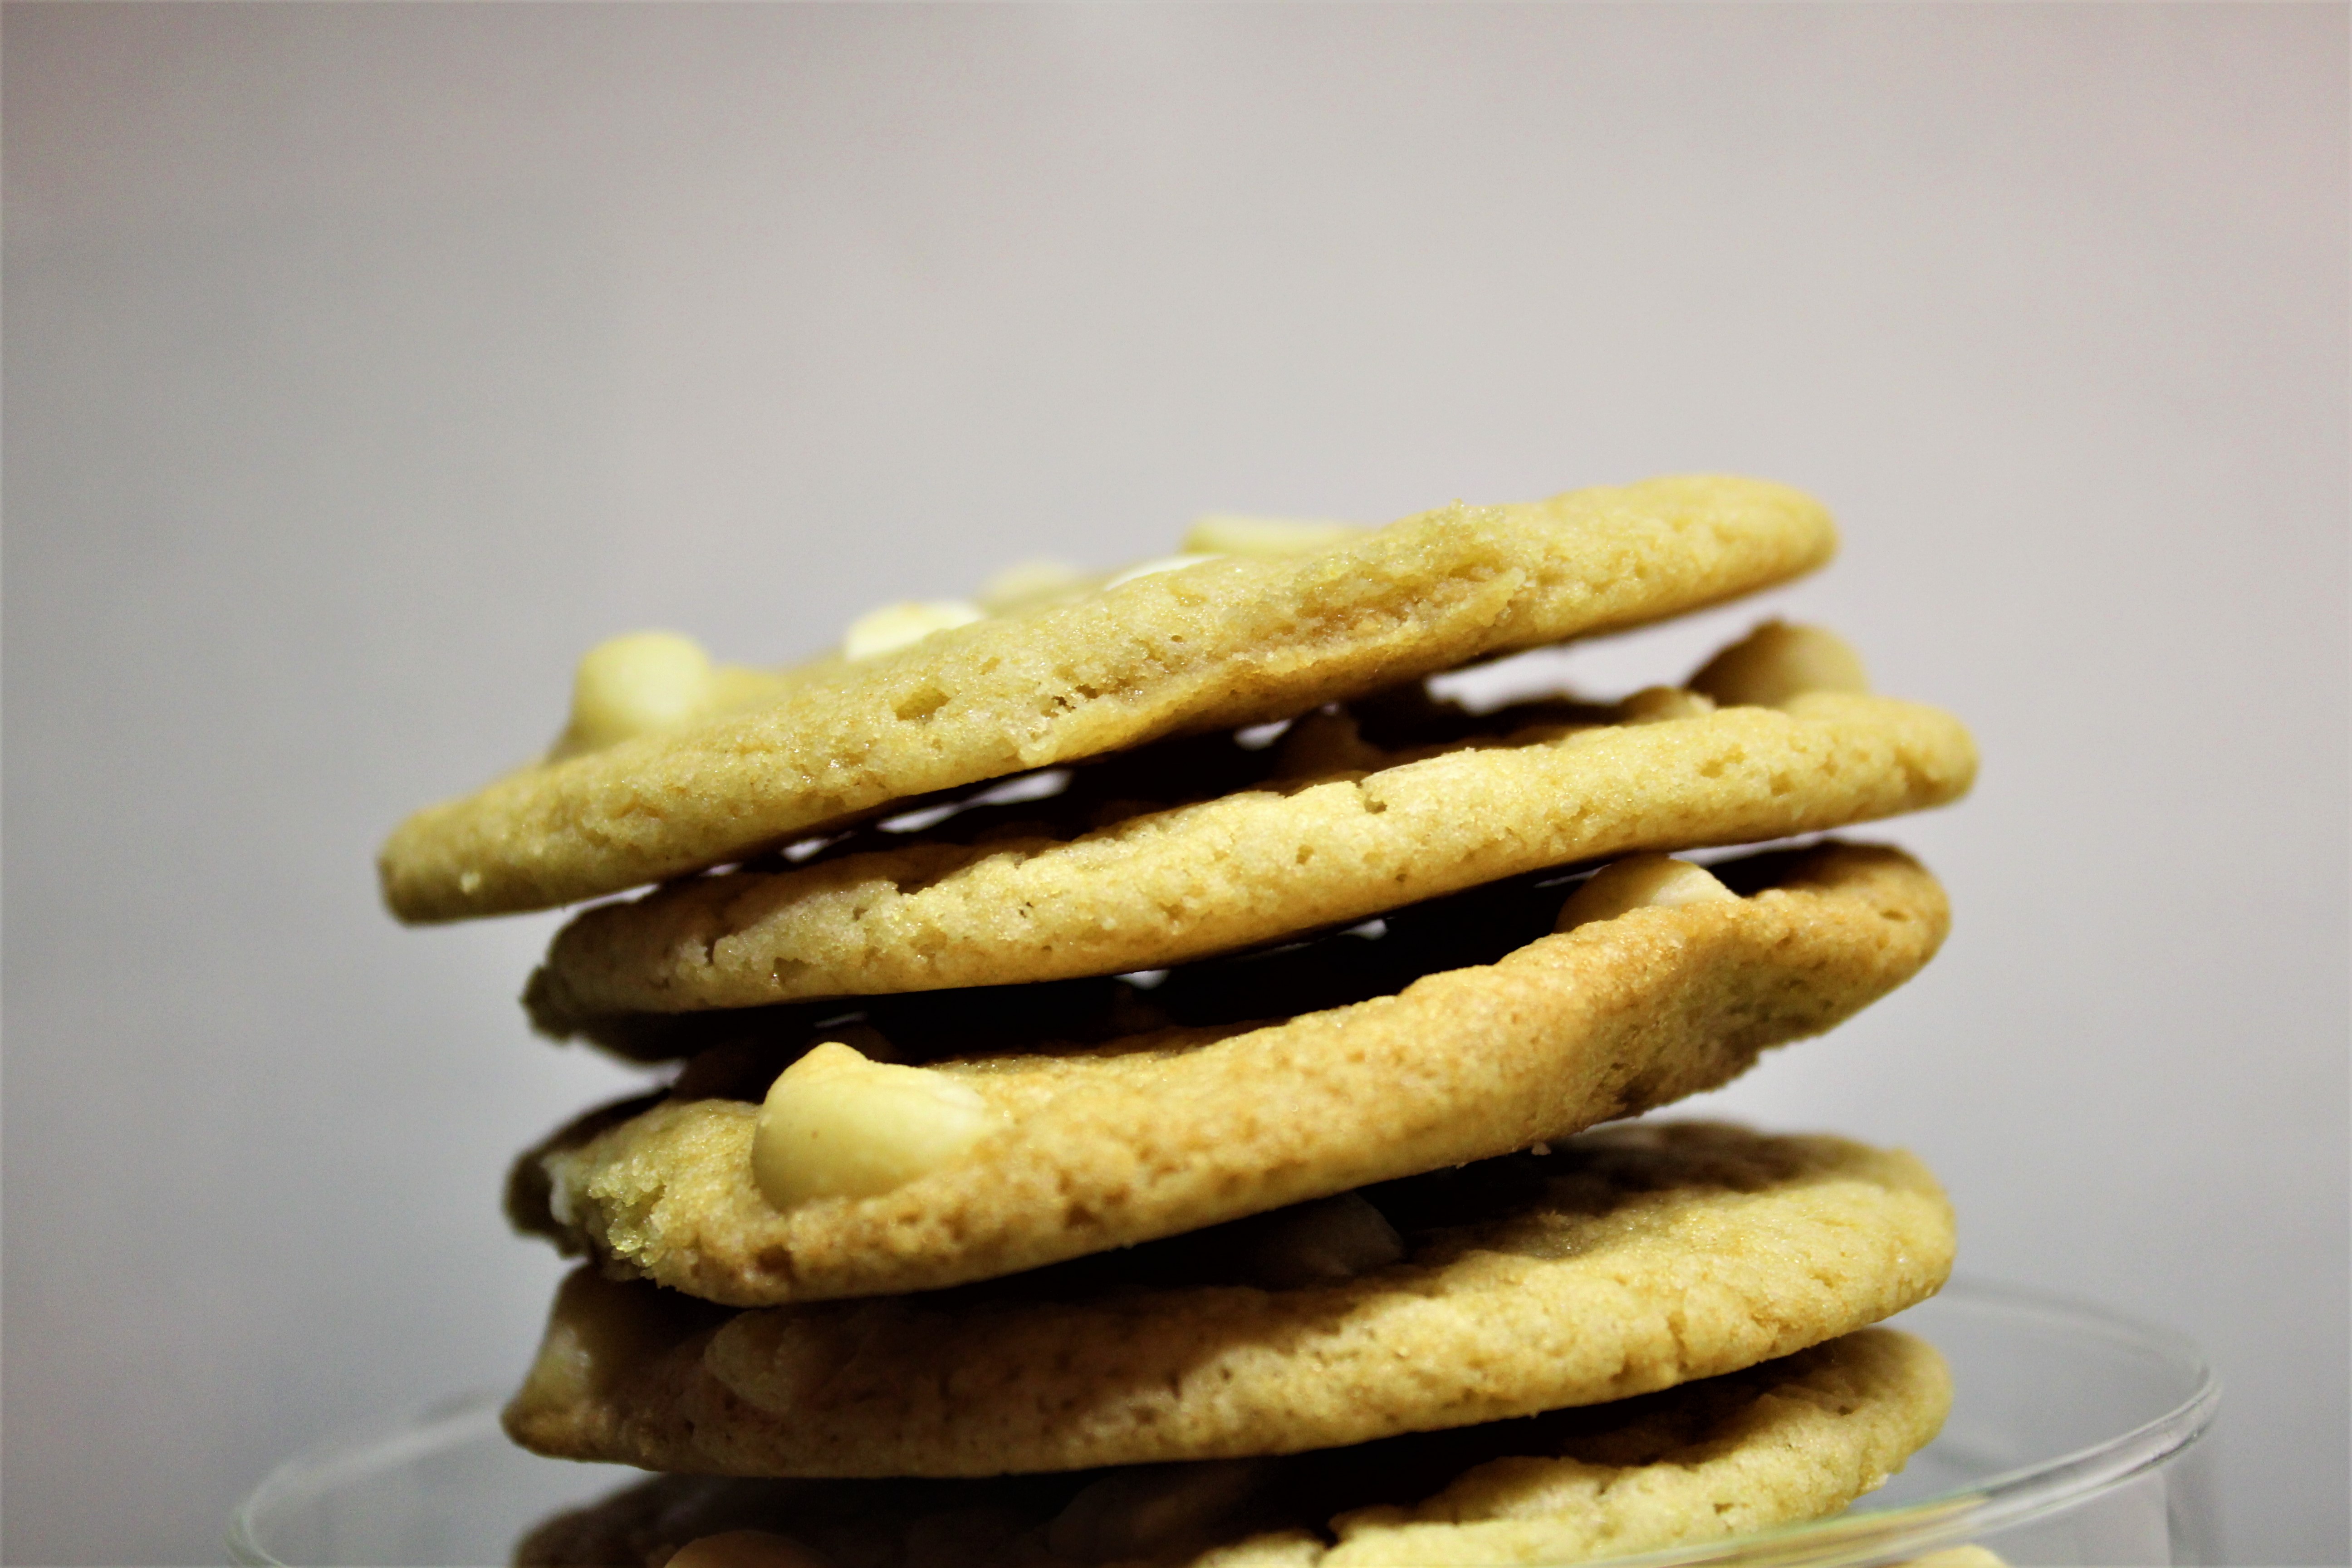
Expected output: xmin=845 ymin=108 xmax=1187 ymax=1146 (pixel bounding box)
xmin=515 ymin=1327 xmax=1949 ymax=1568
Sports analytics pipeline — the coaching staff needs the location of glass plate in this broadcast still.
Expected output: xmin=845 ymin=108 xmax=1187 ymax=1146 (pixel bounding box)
xmin=228 ymin=1278 xmax=2221 ymax=1567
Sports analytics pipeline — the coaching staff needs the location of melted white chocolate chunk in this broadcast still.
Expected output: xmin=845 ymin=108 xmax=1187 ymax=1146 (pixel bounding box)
xmin=552 ymin=632 xmax=717 ymax=759
xmin=1616 ymin=685 xmax=1719 ymax=724
xmin=1102 ymin=552 xmax=1223 ymax=590
xmin=841 ymin=599 xmax=986 ymax=662
xmin=1689 ymin=621 xmax=1869 ymax=709
xmin=975 ymin=558 xmax=1097 ymax=615
xmin=514 ymin=1271 xmax=693 ymax=1405
xmin=751 ymin=1043 xmax=1004 ymax=1210
xmin=1182 ymin=513 xmax=1360 ymax=558
xmin=1554 ymin=854 xmax=1737 ymax=933
xmin=548 ymin=633 xmax=804 ymax=759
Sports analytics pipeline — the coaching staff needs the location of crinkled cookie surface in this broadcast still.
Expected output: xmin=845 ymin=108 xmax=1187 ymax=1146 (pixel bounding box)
xmin=505 ymin=1122 xmax=1954 ymax=1476
xmin=525 ymin=686 xmax=1973 ymax=1026
xmin=514 ymin=844 xmax=1949 ymax=1306
xmin=382 ymin=476 xmax=1835 ymax=921
xmin=511 ymin=1325 xmax=1947 ymax=1565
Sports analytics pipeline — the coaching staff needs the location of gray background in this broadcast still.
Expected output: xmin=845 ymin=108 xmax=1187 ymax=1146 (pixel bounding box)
xmin=5 ymin=5 xmax=2344 ymax=1563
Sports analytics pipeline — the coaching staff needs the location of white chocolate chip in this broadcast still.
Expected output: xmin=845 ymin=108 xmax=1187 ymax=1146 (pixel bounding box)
xmin=707 ymin=664 xmax=795 ymax=711
xmin=1616 ymin=685 xmax=1718 ymax=724
xmin=516 ymin=1270 xmax=703 ymax=1406
xmin=1047 ymin=1460 xmax=1272 ymax=1563
xmin=975 ymin=558 xmax=1097 ymax=615
xmin=751 ymin=1042 xmax=1004 ymax=1210
xmin=1554 ymin=854 xmax=1737 ymax=933
xmin=1102 ymin=552 xmax=1222 ymax=590
xmin=1688 ymin=621 xmax=1870 ymax=709
xmin=551 ymin=631 xmax=718 ymax=758
xmin=666 ymin=1531 xmax=838 ymax=1568
xmin=841 ymin=600 xmax=986 ymax=662
xmin=1181 ymin=513 xmax=1360 ymax=558
xmin=1244 ymin=1193 xmax=1406 ymax=1289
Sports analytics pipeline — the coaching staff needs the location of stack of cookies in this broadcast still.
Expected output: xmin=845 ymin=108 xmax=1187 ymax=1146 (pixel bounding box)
xmin=379 ymin=476 xmax=1979 ymax=1568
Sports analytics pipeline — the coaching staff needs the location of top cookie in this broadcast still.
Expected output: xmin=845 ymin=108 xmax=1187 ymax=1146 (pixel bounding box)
xmin=380 ymin=477 xmax=1835 ymax=921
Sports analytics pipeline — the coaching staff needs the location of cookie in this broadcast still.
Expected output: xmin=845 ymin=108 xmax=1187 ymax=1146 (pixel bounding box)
xmin=512 ymin=843 xmax=1948 ymax=1305
xmin=380 ymin=476 xmax=1836 ymax=921
xmin=524 ymin=1335 xmax=1957 ymax=1568
xmin=505 ymin=1123 xmax=1952 ymax=1477
xmin=514 ymin=1328 xmax=1947 ymax=1566
xmin=524 ymin=668 xmax=1974 ymax=1029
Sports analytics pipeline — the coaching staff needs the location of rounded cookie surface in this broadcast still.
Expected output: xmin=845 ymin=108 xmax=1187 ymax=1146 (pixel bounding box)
xmin=526 ymin=686 xmax=1974 ymax=1025
xmin=504 ymin=1124 xmax=1953 ymax=1476
xmin=515 ymin=843 xmax=1950 ymax=1306
xmin=381 ymin=476 xmax=1835 ymax=921
xmin=515 ymin=1330 xmax=1946 ymax=1566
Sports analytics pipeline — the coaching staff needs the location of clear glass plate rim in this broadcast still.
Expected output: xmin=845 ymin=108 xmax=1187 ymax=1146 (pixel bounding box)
xmin=1576 ymin=1278 xmax=2221 ymax=1568
xmin=226 ymin=1275 xmax=2220 ymax=1568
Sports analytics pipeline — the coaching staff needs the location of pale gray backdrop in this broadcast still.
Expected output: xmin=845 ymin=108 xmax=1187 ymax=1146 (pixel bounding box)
xmin=5 ymin=5 xmax=2344 ymax=1563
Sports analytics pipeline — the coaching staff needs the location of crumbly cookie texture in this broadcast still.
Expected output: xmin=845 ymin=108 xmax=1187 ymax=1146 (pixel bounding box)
xmin=379 ymin=476 xmax=1835 ymax=922
xmin=525 ymin=683 xmax=1973 ymax=1026
xmin=1234 ymin=1330 xmax=1953 ymax=1568
xmin=513 ymin=1330 xmax=1946 ymax=1567
xmin=504 ymin=1122 xmax=1951 ymax=1478
xmin=512 ymin=843 xmax=1946 ymax=1307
